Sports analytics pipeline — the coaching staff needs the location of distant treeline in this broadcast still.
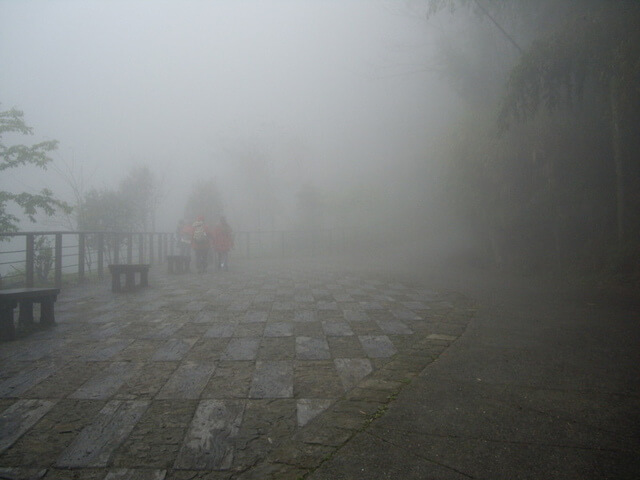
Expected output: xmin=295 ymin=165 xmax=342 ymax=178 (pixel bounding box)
xmin=429 ymin=0 xmax=640 ymax=282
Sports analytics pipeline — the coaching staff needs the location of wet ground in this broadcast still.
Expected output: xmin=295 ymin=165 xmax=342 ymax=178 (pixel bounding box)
xmin=0 ymin=257 xmax=474 ymax=479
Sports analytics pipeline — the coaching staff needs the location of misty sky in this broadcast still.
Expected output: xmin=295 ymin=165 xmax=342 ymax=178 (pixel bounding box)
xmin=1 ymin=0 xmax=460 ymax=230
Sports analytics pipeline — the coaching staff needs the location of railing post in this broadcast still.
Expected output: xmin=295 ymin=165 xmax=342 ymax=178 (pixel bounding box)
xmin=114 ymin=233 xmax=120 ymax=264
xmin=55 ymin=233 xmax=62 ymax=288
xmin=162 ymin=233 xmax=166 ymax=263
xmin=138 ymin=234 xmax=144 ymax=263
xmin=26 ymin=233 xmax=35 ymax=287
xmin=149 ymin=233 xmax=155 ymax=264
xmin=78 ymin=232 xmax=86 ymax=282
xmin=98 ymin=233 xmax=104 ymax=279
xmin=127 ymin=234 xmax=133 ymax=263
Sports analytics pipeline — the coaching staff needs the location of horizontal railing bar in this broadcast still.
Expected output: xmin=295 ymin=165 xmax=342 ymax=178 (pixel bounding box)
xmin=0 ymin=249 xmax=27 ymax=255
xmin=1 ymin=231 xmax=174 ymax=237
xmin=0 ymin=260 xmax=26 ymax=266
xmin=1 ymin=228 xmax=349 ymax=237
xmin=1 ymin=228 xmax=359 ymax=288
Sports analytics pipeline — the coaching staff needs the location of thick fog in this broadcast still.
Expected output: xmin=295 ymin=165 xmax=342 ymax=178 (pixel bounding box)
xmin=1 ymin=1 xmax=469 ymax=265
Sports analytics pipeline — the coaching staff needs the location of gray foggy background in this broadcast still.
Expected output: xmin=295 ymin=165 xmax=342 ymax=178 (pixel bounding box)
xmin=1 ymin=1 xmax=465 ymax=260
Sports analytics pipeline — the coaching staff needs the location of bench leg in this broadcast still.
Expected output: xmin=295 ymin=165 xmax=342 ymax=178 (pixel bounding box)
xmin=112 ymin=273 xmax=121 ymax=292
xmin=140 ymin=270 xmax=149 ymax=287
xmin=18 ymin=300 xmax=35 ymax=329
xmin=0 ymin=304 xmax=16 ymax=341
xmin=125 ymin=271 xmax=136 ymax=290
xmin=40 ymin=298 xmax=56 ymax=326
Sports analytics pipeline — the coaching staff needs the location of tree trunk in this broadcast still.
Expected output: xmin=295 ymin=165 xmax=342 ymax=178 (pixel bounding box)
xmin=610 ymin=74 xmax=625 ymax=243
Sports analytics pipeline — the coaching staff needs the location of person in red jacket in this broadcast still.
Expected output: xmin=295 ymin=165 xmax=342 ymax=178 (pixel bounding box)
xmin=189 ymin=215 xmax=214 ymax=273
xmin=212 ymin=215 xmax=234 ymax=271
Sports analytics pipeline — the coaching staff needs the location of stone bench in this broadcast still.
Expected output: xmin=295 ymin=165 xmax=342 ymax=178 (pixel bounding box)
xmin=108 ymin=264 xmax=150 ymax=292
xmin=0 ymin=287 xmax=60 ymax=341
xmin=167 ymin=255 xmax=191 ymax=274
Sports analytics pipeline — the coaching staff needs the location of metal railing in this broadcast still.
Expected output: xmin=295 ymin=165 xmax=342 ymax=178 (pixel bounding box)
xmin=0 ymin=227 xmax=361 ymax=289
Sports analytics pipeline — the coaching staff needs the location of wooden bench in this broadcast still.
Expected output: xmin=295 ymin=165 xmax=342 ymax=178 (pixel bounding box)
xmin=167 ymin=255 xmax=191 ymax=274
xmin=0 ymin=287 xmax=61 ymax=341
xmin=108 ymin=264 xmax=150 ymax=292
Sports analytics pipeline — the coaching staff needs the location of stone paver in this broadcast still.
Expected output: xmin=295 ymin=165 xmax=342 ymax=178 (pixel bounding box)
xmin=0 ymin=258 xmax=472 ymax=478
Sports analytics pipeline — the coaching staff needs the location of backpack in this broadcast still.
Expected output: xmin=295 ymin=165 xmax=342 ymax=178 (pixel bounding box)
xmin=192 ymin=222 xmax=208 ymax=244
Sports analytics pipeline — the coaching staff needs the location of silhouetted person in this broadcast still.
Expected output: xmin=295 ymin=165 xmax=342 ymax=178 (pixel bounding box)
xmin=212 ymin=215 xmax=234 ymax=271
xmin=176 ymin=219 xmax=191 ymax=256
xmin=189 ymin=216 xmax=213 ymax=273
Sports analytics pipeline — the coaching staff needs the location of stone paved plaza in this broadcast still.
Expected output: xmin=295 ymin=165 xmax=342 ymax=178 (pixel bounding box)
xmin=0 ymin=257 xmax=473 ymax=479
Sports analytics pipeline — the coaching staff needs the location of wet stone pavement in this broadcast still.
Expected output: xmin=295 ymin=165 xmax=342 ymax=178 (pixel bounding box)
xmin=0 ymin=258 xmax=474 ymax=479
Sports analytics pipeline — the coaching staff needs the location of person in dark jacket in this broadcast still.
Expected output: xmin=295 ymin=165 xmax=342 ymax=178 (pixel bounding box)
xmin=212 ymin=215 xmax=234 ymax=271
xmin=176 ymin=219 xmax=191 ymax=256
xmin=188 ymin=216 xmax=213 ymax=273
